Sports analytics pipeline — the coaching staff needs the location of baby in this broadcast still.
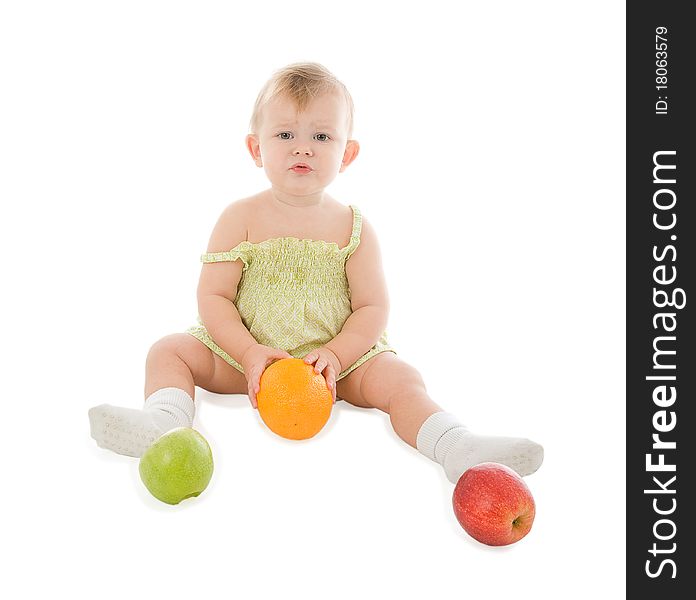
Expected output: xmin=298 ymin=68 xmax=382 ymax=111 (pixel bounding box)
xmin=88 ymin=62 xmax=543 ymax=484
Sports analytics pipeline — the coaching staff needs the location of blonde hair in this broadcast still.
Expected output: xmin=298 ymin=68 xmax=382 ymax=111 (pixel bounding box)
xmin=249 ymin=62 xmax=354 ymax=137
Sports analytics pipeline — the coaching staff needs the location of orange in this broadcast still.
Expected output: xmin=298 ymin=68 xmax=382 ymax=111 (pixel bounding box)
xmin=256 ymin=358 xmax=333 ymax=440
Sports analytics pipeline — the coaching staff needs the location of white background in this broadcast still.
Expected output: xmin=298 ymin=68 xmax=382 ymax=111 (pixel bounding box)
xmin=1 ymin=1 xmax=625 ymax=598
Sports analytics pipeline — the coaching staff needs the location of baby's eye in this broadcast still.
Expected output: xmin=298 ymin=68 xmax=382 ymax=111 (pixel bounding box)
xmin=314 ymin=133 xmax=330 ymax=142
xmin=277 ymin=132 xmax=293 ymax=140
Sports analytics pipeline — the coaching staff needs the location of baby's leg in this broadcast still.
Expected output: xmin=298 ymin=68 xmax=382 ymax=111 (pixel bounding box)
xmin=336 ymin=353 xmax=543 ymax=483
xmin=88 ymin=333 xmax=247 ymax=457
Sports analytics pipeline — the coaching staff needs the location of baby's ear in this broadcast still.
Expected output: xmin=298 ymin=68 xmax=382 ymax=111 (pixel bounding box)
xmin=340 ymin=140 xmax=360 ymax=172
xmin=245 ymin=134 xmax=263 ymax=167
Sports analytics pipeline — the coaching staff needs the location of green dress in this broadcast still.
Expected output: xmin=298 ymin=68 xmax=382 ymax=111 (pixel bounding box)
xmin=186 ymin=204 xmax=395 ymax=380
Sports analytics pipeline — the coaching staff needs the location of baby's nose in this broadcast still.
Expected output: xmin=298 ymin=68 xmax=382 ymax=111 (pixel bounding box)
xmin=293 ymin=146 xmax=313 ymax=156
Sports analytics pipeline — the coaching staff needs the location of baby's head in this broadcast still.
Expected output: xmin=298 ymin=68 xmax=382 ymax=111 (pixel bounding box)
xmin=249 ymin=62 xmax=354 ymax=138
xmin=246 ymin=62 xmax=360 ymax=196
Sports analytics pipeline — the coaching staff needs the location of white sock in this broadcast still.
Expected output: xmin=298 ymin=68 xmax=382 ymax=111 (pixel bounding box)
xmin=88 ymin=387 xmax=195 ymax=458
xmin=415 ymin=411 xmax=544 ymax=484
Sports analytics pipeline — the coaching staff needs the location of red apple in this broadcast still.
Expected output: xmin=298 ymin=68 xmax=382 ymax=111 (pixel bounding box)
xmin=452 ymin=462 xmax=536 ymax=546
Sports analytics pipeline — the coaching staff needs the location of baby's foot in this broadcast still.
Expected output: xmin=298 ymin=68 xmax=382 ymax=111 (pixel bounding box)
xmin=442 ymin=433 xmax=544 ymax=484
xmin=88 ymin=388 xmax=195 ymax=458
xmin=88 ymin=404 xmax=175 ymax=458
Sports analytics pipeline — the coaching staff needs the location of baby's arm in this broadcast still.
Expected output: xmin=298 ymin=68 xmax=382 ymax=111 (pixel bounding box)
xmin=197 ymin=201 xmax=292 ymax=406
xmin=325 ymin=216 xmax=389 ymax=370
xmin=197 ymin=202 xmax=258 ymax=364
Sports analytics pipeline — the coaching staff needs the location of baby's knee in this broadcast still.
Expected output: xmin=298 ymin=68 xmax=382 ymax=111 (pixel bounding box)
xmin=147 ymin=333 xmax=190 ymax=361
xmin=146 ymin=334 xmax=213 ymax=375
xmin=363 ymin=355 xmax=425 ymax=402
xmin=390 ymin=360 xmax=425 ymax=392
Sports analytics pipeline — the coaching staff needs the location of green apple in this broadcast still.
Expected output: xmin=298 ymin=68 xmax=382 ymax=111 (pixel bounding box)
xmin=139 ymin=427 xmax=214 ymax=505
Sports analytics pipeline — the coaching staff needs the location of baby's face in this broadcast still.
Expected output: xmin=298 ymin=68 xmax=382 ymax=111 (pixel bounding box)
xmin=246 ymin=92 xmax=358 ymax=198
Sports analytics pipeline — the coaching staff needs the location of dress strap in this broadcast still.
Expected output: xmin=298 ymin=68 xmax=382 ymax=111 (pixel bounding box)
xmin=344 ymin=205 xmax=362 ymax=258
xmin=200 ymin=242 xmax=250 ymax=271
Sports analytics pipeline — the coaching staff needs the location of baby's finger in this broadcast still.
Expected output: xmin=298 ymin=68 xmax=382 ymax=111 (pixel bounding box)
xmin=247 ymin=382 xmax=257 ymax=409
xmin=314 ymin=358 xmax=327 ymax=374
xmin=322 ymin=366 xmax=336 ymax=403
xmin=248 ymin=369 xmax=261 ymax=408
xmin=272 ymin=349 xmax=293 ymax=361
xmin=303 ymin=352 xmax=316 ymax=365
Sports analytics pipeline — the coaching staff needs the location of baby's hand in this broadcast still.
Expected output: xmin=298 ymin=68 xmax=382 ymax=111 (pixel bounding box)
xmin=303 ymin=347 xmax=341 ymax=404
xmin=241 ymin=343 xmax=293 ymax=408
